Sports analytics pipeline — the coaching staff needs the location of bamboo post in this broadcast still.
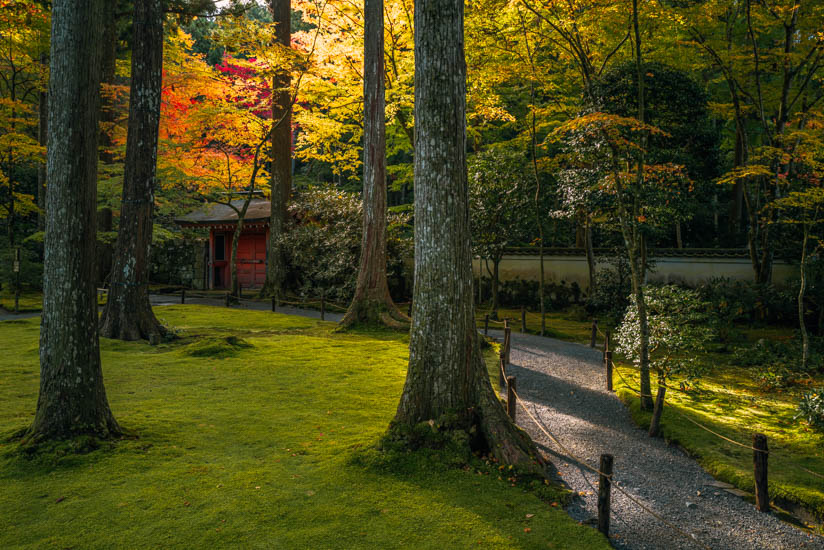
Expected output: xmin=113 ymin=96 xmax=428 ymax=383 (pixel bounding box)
xmin=320 ymin=291 xmax=326 ymax=321
xmin=521 ymin=306 xmax=527 ymax=332
xmin=754 ymin=433 xmax=769 ymax=512
xmin=181 ymin=289 xmax=186 ymax=304
xmin=484 ymin=314 xmax=489 ymax=336
xmin=605 ymin=351 xmax=613 ymax=392
xmin=506 ymin=376 xmax=517 ymax=421
xmin=590 ymin=319 xmax=598 ymax=348
xmin=598 ymin=454 xmax=613 ymax=537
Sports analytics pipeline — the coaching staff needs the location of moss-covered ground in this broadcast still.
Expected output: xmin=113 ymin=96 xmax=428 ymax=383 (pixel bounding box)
xmin=0 ymin=305 xmax=609 ymax=549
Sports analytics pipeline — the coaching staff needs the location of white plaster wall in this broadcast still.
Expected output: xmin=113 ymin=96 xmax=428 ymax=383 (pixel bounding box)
xmin=472 ymin=254 xmax=797 ymax=290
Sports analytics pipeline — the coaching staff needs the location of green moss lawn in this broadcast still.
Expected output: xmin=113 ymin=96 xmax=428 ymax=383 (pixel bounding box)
xmin=612 ymin=354 xmax=824 ymax=525
xmin=0 ymin=305 xmax=609 ymax=549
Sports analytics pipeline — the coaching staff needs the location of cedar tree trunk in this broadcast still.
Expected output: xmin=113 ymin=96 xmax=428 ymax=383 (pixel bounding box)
xmin=392 ymin=0 xmax=545 ymax=474
xmin=28 ymin=0 xmax=120 ymax=441
xmin=99 ymin=0 xmax=165 ymax=341
xmin=341 ymin=0 xmax=406 ymax=327
xmin=261 ymin=0 xmax=292 ymax=298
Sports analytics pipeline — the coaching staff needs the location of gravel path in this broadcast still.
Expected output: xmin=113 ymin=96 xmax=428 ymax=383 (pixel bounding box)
xmin=496 ymin=330 xmax=823 ymax=550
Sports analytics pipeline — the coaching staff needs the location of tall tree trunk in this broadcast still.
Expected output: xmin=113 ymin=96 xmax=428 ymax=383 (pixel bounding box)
xmin=491 ymin=256 xmax=500 ymax=320
xmin=632 ymin=0 xmax=652 ymax=411
xmin=261 ymin=0 xmax=292 ymax=298
xmin=392 ymin=0 xmax=545 ymax=474
xmin=99 ymin=0 xmax=164 ymax=341
xmin=585 ymin=215 xmax=596 ymax=294
xmin=799 ymin=227 xmax=809 ymax=370
xmin=28 ymin=0 xmax=120 ymax=442
xmin=341 ymin=0 xmax=406 ymax=328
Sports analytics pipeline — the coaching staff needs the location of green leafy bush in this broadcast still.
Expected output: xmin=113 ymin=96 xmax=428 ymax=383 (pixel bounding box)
xmin=733 ymin=338 xmax=819 ymax=390
xmin=795 ymin=388 xmax=824 ymax=431
xmin=616 ymin=284 xmax=715 ymax=385
xmin=280 ymin=186 xmax=412 ymax=303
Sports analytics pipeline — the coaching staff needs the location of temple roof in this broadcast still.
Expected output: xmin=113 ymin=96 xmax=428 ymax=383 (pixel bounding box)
xmin=175 ymin=199 xmax=271 ymax=227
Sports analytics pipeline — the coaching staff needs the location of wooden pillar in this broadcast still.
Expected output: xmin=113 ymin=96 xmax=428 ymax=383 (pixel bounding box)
xmin=605 ymin=350 xmax=613 ymax=392
xmin=598 ymin=454 xmax=613 ymax=537
xmin=590 ymin=319 xmax=598 ymax=348
xmin=506 ymin=376 xmax=517 ymax=421
xmin=754 ymin=433 xmax=769 ymax=512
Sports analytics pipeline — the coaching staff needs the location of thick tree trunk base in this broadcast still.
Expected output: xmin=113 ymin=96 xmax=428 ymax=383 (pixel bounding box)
xmin=340 ymin=297 xmax=409 ymax=329
xmin=99 ymin=295 xmax=165 ymax=341
xmin=386 ymin=391 xmax=548 ymax=477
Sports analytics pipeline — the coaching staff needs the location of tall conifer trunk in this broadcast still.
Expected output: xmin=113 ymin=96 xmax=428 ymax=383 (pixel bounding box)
xmin=341 ymin=0 xmax=406 ymax=327
xmin=99 ymin=0 xmax=164 ymax=341
xmin=261 ymin=0 xmax=292 ymax=298
xmin=392 ymin=0 xmax=545 ymax=473
xmin=28 ymin=0 xmax=120 ymax=441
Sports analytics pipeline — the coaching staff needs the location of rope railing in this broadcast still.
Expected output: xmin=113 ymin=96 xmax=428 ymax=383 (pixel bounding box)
xmin=497 ymin=358 xmax=713 ymax=550
xmin=609 ymin=360 xmax=824 ymax=488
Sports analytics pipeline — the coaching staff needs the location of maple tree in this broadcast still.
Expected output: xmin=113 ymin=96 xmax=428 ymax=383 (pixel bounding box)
xmin=0 ymin=1 xmax=48 ymax=250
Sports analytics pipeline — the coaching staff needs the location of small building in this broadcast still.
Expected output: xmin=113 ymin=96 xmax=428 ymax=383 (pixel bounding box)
xmin=176 ymin=199 xmax=270 ymax=290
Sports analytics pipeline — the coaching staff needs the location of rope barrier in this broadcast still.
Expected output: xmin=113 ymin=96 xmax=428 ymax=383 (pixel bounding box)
xmin=497 ymin=360 xmax=712 ymax=550
xmin=610 ymin=362 xmax=766 ymax=453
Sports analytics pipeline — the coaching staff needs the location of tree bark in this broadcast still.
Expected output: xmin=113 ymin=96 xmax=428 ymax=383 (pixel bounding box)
xmin=491 ymin=255 xmax=500 ymax=320
xmin=99 ymin=0 xmax=165 ymax=341
xmin=392 ymin=0 xmax=545 ymax=474
xmin=28 ymin=0 xmax=120 ymax=442
xmin=341 ymin=0 xmax=406 ymax=328
xmin=261 ymin=0 xmax=292 ymax=298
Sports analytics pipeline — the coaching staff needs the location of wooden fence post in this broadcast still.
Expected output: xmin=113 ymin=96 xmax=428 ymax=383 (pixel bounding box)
xmin=521 ymin=306 xmax=527 ymax=333
xmin=484 ymin=314 xmax=489 ymax=336
xmin=271 ymin=296 xmax=276 ymax=312
xmin=506 ymin=376 xmax=517 ymax=421
xmin=605 ymin=351 xmax=613 ymax=392
xmin=181 ymin=289 xmax=186 ymax=305
xmin=504 ymin=326 xmax=512 ymax=365
xmin=590 ymin=320 xmax=598 ymax=348
xmin=238 ymin=283 xmax=242 ymax=299
xmin=225 ymin=292 xmax=230 ymax=307
xmin=499 ymin=353 xmax=506 ymax=391
xmin=754 ymin=433 xmax=769 ymax=512
xmin=648 ymin=386 xmax=667 ymax=437
xmin=320 ymin=291 xmax=326 ymax=321
xmin=598 ymin=454 xmax=613 ymax=537
xmin=407 ymin=302 xmax=412 ymax=317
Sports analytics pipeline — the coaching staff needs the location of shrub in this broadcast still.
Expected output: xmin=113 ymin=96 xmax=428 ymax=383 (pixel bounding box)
xmin=615 ymin=284 xmax=714 ymax=385
xmin=795 ymin=388 xmax=824 ymax=431
xmin=732 ymin=337 xmax=820 ymax=390
xmin=281 ymin=186 xmax=412 ymax=303
xmin=586 ymin=265 xmax=631 ymax=323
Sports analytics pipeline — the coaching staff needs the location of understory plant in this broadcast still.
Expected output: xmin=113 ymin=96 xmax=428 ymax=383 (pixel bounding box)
xmin=615 ymin=285 xmax=715 ymax=435
xmin=796 ymin=388 xmax=824 ymax=431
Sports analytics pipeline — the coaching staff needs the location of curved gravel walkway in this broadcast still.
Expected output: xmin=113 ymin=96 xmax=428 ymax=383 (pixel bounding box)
xmin=496 ymin=330 xmax=823 ymax=550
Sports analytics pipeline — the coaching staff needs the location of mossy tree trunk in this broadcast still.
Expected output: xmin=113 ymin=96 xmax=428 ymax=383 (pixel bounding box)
xmin=341 ymin=0 xmax=406 ymax=328
xmin=99 ymin=0 xmax=165 ymax=342
xmin=392 ymin=0 xmax=545 ymax=474
xmin=28 ymin=0 xmax=120 ymax=442
xmin=261 ymin=0 xmax=292 ymax=299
